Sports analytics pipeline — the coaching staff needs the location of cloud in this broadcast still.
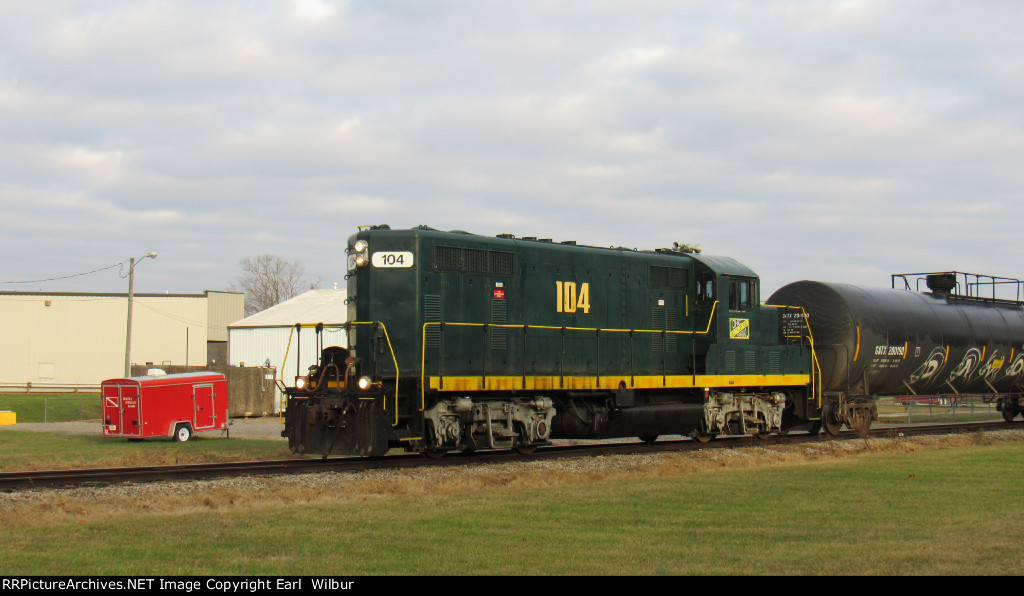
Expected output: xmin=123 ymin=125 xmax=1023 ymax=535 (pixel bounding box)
xmin=0 ymin=1 xmax=1022 ymax=296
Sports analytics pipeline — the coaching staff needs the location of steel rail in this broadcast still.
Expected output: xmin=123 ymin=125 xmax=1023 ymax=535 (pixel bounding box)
xmin=1 ymin=420 xmax=1019 ymax=492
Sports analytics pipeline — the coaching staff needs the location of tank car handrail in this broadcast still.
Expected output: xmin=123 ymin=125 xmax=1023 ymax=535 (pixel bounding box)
xmin=418 ymin=302 xmax=720 ymax=410
xmin=763 ymin=304 xmax=823 ymax=409
xmin=804 ymin=332 xmax=823 ymax=410
xmin=279 ymin=321 xmax=401 ymax=426
xmin=892 ymin=271 xmax=1024 ymax=304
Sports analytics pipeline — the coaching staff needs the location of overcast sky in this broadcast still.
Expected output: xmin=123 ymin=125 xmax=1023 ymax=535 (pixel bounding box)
xmin=2 ymin=1 xmax=1023 ymax=301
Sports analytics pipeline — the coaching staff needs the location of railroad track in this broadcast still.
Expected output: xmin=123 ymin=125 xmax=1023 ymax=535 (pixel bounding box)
xmin=1 ymin=420 xmax=1018 ymax=492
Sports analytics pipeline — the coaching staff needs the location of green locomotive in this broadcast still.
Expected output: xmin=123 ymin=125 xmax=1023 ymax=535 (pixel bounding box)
xmin=282 ymin=225 xmax=819 ymax=456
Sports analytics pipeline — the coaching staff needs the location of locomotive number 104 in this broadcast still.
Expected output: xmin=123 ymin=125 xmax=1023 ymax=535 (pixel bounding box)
xmin=556 ymin=281 xmax=591 ymax=314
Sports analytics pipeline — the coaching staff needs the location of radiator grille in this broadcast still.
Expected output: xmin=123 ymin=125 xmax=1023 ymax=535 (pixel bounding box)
xmin=490 ymin=299 xmax=508 ymax=350
xmin=424 ymin=295 xmax=441 ymax=348
xmin=651 ymin=307 xmax=679 ymax=353
xmin=434 ymin=246 xmax=514 ymax=275
xmin=724 ymin=350 xmax=736 ymax=373
xmin=649 ymin=266 xmax=688 ymax=288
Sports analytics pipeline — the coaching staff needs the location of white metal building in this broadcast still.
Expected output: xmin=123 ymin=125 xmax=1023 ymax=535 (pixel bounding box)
xmin=0 ymin=290 xmax=243 ymax=389
xmin=228 ymin=289 xmax=349 ymax=412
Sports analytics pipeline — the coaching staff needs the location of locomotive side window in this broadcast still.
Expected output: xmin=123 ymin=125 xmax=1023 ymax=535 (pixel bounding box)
xmin=728 ymin=278 xmax=756 ymax=311
xmin=696 ymin=271 xmax=715 ymax=306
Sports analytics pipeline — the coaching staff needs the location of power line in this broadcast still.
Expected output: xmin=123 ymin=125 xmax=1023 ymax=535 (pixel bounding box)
xmin=0 ymin=261 xmax=126 ymax=285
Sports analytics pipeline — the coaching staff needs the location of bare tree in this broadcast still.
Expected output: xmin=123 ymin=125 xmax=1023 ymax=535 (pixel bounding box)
xmin=233 ymin=254 xmax=309 ymax=316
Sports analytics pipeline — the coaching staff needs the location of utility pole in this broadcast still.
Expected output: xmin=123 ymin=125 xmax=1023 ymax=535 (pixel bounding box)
xmin=124 ymin=253 xmax=157 ymax=377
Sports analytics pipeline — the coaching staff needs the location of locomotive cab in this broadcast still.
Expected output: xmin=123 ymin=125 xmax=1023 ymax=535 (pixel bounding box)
xmin=687 ymin=256 xmax=811 ymax=439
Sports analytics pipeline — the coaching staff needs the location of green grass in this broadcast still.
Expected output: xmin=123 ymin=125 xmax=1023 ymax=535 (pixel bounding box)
xmin=0 ymin=430 xmax=297 ymax=471
xmin=2 ymin=439 xmax=1023 ymax=575
xmin=0 ymin=393 xmax=101 ymax=423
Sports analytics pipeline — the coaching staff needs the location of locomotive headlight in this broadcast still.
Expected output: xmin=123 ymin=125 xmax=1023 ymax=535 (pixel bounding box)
xmin=351 ymin=240 xmax=370 ymax=268
xmin=295 ymin=376 xmax=307 ymax=390
xmin=358 ymin=376 xmax=372 ymax=390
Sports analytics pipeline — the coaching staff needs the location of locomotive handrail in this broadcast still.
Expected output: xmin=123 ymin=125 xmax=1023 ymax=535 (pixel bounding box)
xmin=371 ymin=321 xmax=401 ymax=424
xmin=278 ymin=321 xmax=401 ymax=426
xmin=418 ymin=301 xmax=720 ymax=410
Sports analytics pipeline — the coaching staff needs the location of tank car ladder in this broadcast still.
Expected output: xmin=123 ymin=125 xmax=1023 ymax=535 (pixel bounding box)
xmin=768 ymin=304 xmax=823 ymax=422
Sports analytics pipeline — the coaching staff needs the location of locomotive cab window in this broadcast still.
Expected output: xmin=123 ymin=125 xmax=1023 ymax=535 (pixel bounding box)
xmin=696 ymin=271 xmax=715 ymax=306
xmin=728 ymin=277 xmax=756 ymax=311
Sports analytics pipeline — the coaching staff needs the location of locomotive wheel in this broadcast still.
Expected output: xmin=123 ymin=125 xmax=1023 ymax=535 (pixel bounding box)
xmin=512 ymin=422 xmax=538 ymax=454
xmin=690 ymin=431 xmax=716 ymax=443
xmin=462 ymin=431 xmax=479 ymax=453
xmin=821 ymin=402 xmax=843 ymax=436
xmin=638 ymin=435 xmax=659 ymax=444
xmin=423 ymin=448 xmax=449 ymax=458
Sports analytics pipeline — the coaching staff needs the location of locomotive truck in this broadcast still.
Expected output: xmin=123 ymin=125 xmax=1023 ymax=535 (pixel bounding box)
xmin=281 ymin=225 xmax=1023 ymax=456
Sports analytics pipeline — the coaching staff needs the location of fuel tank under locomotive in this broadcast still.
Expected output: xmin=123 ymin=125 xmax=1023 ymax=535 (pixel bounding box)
xmin=550 ymin=401 xmax=706 ymax=439
xmin=768 ymin=280 xmax=1024 ymax=398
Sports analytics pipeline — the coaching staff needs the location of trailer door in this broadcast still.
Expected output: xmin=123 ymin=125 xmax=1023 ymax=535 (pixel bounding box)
xmin=193 ymin=384 xmax=217 ymax=430
xmin=102 ymin=384 xmax=120 ymax=435
xmin=104 ymin=383 xmax=142 ymax=437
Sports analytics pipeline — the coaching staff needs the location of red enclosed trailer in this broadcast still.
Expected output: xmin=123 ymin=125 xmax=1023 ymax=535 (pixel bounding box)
xmin=101 ymin=371 xmax=228 ymax=441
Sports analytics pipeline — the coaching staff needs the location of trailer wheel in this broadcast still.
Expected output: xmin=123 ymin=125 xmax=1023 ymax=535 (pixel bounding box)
xmin=174 ymin=423 xmax=193 ymax=442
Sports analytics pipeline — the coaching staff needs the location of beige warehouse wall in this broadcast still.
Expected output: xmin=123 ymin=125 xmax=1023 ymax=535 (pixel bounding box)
xmin=0 ymin=293 xmax=221 ymax=386
xmin=129 ymin=296 xmax=209 ymax=372
xmin=206 ymin=291 xmax=244 ymax=342
xmin=0 ymin=294 xmax=125 ymax=385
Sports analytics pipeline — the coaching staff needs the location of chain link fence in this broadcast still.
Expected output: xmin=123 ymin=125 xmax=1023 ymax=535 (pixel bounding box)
xmin=878 ymin=394 xmax=1001 ymax=423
